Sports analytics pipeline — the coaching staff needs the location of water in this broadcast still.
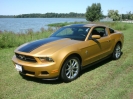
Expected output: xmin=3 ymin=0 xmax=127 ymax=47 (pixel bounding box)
xmin=0 ymin=18 xmax=86 ymax=33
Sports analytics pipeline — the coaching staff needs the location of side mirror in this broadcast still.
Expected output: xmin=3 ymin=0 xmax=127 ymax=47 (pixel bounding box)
xmin=92 ymin=35 xmax=101 ymax=39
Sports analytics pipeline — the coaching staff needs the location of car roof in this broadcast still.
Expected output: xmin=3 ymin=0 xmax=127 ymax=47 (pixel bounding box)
xmin=65 ymin=24 xmax=106 ymax=28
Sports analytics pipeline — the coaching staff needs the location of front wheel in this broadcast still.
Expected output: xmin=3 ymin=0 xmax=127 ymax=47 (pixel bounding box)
xmin=112 ymin=43 xmax=122 ymax=60
xmin=61 ymin=56 xmax=80 ymax=82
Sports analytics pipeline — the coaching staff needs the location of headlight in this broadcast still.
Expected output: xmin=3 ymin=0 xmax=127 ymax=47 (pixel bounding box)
xmin=39 ymin=57 xmax=54 ymax=62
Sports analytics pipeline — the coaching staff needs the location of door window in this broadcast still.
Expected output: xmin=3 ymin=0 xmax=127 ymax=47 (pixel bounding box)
xmin=91 ymin=27 xmax=107 ymax=37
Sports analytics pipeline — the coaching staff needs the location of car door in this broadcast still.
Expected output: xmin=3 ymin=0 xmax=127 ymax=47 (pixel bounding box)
xmin=92 ymin=27 xmax=111 ymax=59
xmin=83 ymin=40 xmax=101 ymax=65
xmin=80 ymin=38 xmax=102 ymax=66
xmin=81 ymin=27 xmax=111 ymax=66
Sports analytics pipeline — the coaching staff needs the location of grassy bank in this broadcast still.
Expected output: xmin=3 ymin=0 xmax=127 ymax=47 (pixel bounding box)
xmin=0 ymin=27 xmax=55 ymax=48
xmin=0 ymin=22 xmax=133 ymax=99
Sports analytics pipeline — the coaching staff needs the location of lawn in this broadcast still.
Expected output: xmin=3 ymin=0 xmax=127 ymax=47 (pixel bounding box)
xmin=0 ymin=22 xmax=133 ymax=99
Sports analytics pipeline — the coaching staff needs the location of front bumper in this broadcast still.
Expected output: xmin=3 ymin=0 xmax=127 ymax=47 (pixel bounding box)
xmin=12 ymin=55 xmax=60 ymax=79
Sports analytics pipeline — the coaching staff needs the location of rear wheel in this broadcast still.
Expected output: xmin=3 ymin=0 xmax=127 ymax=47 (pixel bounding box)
xmin=61 ymin=56 xmax=80 ymax=82
xmin=112 ymin=43 xmax=121 ymax=60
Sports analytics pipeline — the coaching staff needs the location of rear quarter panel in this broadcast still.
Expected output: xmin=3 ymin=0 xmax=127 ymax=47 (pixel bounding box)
xmin=107 ymin=29 xmax=124 ymax=53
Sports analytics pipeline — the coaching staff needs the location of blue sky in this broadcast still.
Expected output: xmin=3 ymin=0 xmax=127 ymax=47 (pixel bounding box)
xmin=0 ymin=0 xmax=133 ymax=15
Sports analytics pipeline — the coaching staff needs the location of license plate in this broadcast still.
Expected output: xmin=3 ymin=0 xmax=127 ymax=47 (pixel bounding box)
xmin=15 ymin=64 xmax=22 ymax=72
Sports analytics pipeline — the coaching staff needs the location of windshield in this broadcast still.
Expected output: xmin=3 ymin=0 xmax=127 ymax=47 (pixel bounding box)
xmin=50 ymin=27 xmax=90 ymax=41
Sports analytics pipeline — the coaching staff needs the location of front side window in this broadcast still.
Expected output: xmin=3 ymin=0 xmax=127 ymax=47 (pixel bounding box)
xmin=50 ymin=27 xmax=90 ymax=41
xmin=91 ymin=27 xmax=107 ymax=37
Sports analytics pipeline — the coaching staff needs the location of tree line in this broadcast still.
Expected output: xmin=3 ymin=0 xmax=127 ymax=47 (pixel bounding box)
xmin=14 ymin=12 xmax=85 ymax=18
xmin=0 ymin=15 xmax=15 ymax=18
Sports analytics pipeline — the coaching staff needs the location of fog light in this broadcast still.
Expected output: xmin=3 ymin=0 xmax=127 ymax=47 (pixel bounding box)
xmin=41 ymin=71 xmax=49 ymax=74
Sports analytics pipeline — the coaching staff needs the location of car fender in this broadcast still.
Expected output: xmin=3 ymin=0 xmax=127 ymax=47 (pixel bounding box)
xmin=52 ymin=46 xmax=82 ymax=72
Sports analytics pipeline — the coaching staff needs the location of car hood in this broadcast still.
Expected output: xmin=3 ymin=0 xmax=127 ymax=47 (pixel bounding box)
xmin=15 ymin=37 xmax=81 ymax=56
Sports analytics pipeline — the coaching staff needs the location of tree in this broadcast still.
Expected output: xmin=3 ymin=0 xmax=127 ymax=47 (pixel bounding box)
xmin=130 ymin=14 xmax=133 ymax=20
xmin=121 ymin=11 xmax=133 ymax=20
xmin=85 ymin=3 xmax=102 ymax=21
xmin=126 ymin=11 xmax=133 ymax=20
xmin=108 ymin=10 xmax=120 ymax=21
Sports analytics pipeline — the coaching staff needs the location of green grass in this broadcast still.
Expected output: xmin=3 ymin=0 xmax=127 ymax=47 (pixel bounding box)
xmin=0 ymin=28 xmax=54 ymax=48
xmin=0 ymin=22 xmax=133 ymax=99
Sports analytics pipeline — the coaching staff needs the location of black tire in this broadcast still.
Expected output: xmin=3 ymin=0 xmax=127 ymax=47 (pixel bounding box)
xmin=112 ymin=43 xmax=121 ymax=60
xmin=61 ymin=56 xmax=80 ymax=82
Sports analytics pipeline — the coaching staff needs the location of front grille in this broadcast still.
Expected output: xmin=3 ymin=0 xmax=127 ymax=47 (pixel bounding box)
xmin=15 ymin=53 xmax=37 ymax=62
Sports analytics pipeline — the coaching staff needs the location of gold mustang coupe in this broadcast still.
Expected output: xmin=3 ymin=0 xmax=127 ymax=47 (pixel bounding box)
xmin=12 ymin=24 xmax=124 ymax=82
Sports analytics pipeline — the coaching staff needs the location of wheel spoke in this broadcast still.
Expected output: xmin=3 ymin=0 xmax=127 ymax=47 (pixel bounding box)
xmin=71 ymin=70 xmax=74 ymax=78
xmin=71 ymin=60 xmax=74 ymax=66
xmin=66 ymin=70 xmax=70 ymax=76
xmin=73 ymin=61 xmax=77 ymax=67
xmin=68 ymin=71 xmax=72 ymax=78
xmin=69 ymin=60 xmax=72 ymax=65
xmin=66 ymin=64 xmax=71 ymax=70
